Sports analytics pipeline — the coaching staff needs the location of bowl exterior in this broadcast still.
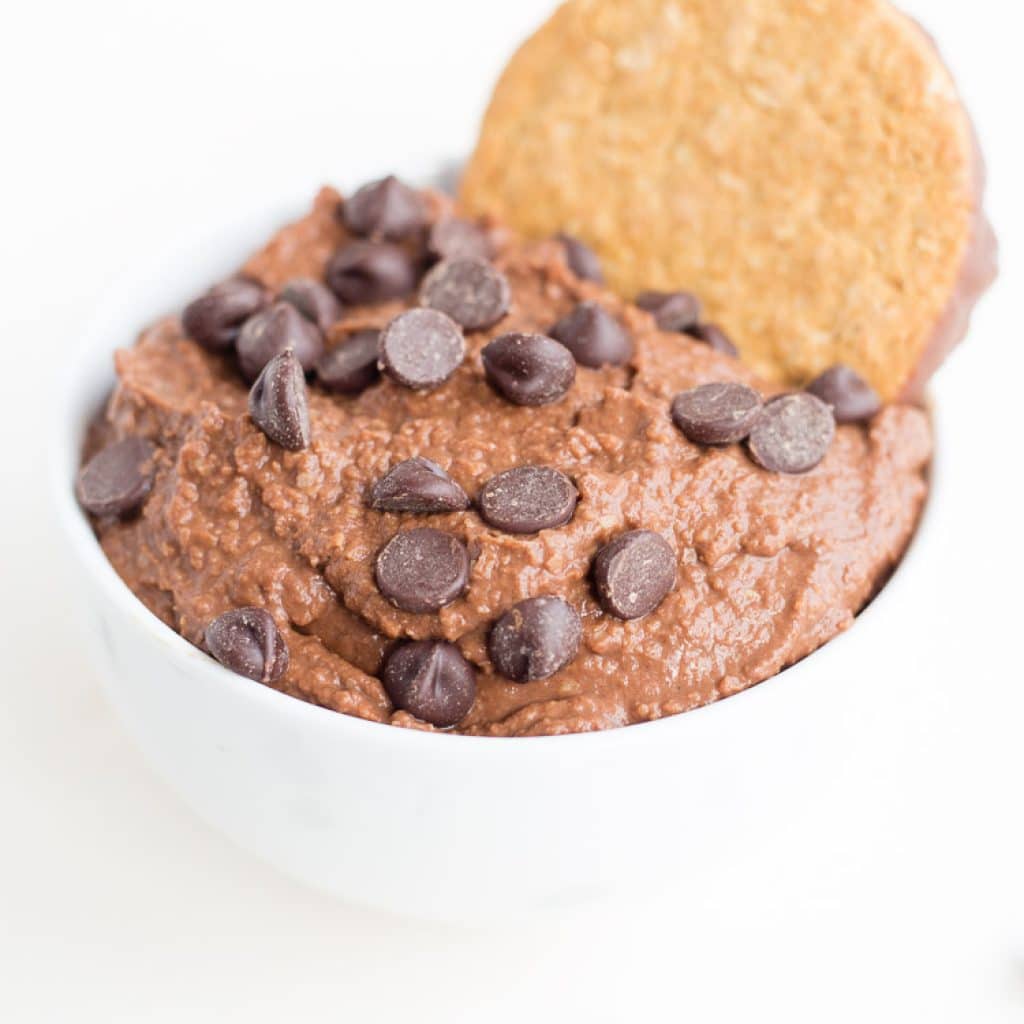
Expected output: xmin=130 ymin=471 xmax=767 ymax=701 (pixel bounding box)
xmin=59 ymin=519 xmax=884 ymax=921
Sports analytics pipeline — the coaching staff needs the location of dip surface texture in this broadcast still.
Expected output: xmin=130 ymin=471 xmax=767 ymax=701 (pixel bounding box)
xmin=88 ymin=188 xmax=931 ymax=736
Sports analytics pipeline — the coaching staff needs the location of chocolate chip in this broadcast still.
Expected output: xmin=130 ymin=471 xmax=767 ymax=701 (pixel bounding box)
xmin=76 ymin=437 xmax=157 ymax=518
xmin=550 ymin=302 xmax=633 ymax=368
xmin=369 ymin=457 xmax=470 ymax=514
xmin=477 ymin=466 xmax=578 ymax=534
xmin=671 ymin=382 xmax=763 ymax=445
xmin=557 ymin=233 xmax=604 ymax=283
xmin=805 ymin=364 xmax=882 ymax=424
xmin=248 ymin=349 xmax=311 ymax=451
xmin=481 ymin=332 xmax=576 ymax=406
xmin=182 ymin=277 xmax=269 ymax=352
xmin=686 ymin=322 xmax=739 ymax=359
xmin=342 ymin=176 xmax=427 ymax=241
xmin=747 ymin=393 xmax=836 ymax=474
xmin=379 ymin=308 xmax=465 ymax=390
xmin=419 ymin=257 xmax=511 ymax=331
xmin=592 ymin=531 xmax=676 ymax=620
xmin=489 ymin=596 xmax=582 ymax=682
xmin=382 ymin=641 xmax=476 ymax=728
xmin=236 ymin=301 xmax=324 ymax=382
xmin=635 ymin=290 xmax=701 ymax=333
xmin=325 ymin=241 xmax=419 ymax=305
xmin=204 ymin=607 xmax=289 ymax=683
xmin=314 ymin=330 xmax=381 ymax=394
xmin=428 ymin=217 xmax=494 ymax=262
xmin=279 ymin=277 xmax=343 ymax=332
xmin=375 ymin=528 xmax=470 ymax=613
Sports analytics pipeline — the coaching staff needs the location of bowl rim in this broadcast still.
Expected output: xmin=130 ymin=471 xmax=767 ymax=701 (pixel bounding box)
xmin=49 ymin=194 xmax=938 ymax=751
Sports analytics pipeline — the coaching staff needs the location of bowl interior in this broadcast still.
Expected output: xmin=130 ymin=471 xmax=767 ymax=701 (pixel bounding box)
xmin=52 ymin=192 xmax=937 ymax=751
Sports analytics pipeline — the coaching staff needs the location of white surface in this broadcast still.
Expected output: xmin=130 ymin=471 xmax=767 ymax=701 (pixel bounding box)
xmin=2 ymin=0 xmax=1022 ymax=1019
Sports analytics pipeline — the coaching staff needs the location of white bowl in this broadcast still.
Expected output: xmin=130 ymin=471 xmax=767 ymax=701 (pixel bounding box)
xmin=50 ymin=197 xmax=937 ymax=923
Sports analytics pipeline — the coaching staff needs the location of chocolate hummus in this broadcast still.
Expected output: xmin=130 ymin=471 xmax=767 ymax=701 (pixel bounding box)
xmin=81 ymin=183 xmax=931 ymax=737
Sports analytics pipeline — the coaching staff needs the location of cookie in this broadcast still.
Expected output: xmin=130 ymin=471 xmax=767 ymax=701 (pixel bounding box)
xmin=461 ymin=0 xmax=997 ymax=400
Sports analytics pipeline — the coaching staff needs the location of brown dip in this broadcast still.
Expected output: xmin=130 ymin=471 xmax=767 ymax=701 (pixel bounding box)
xmin=88 ymin=187 xmax=931 ymax=737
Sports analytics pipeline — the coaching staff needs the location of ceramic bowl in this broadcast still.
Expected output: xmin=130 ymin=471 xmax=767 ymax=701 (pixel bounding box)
xmin=50 ymin=198 xmax=936 ymax=923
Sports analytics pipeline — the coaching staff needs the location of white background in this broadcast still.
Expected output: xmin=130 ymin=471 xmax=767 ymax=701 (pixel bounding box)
xmin=2 ymin=0 xmax=1023 ymax=1020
